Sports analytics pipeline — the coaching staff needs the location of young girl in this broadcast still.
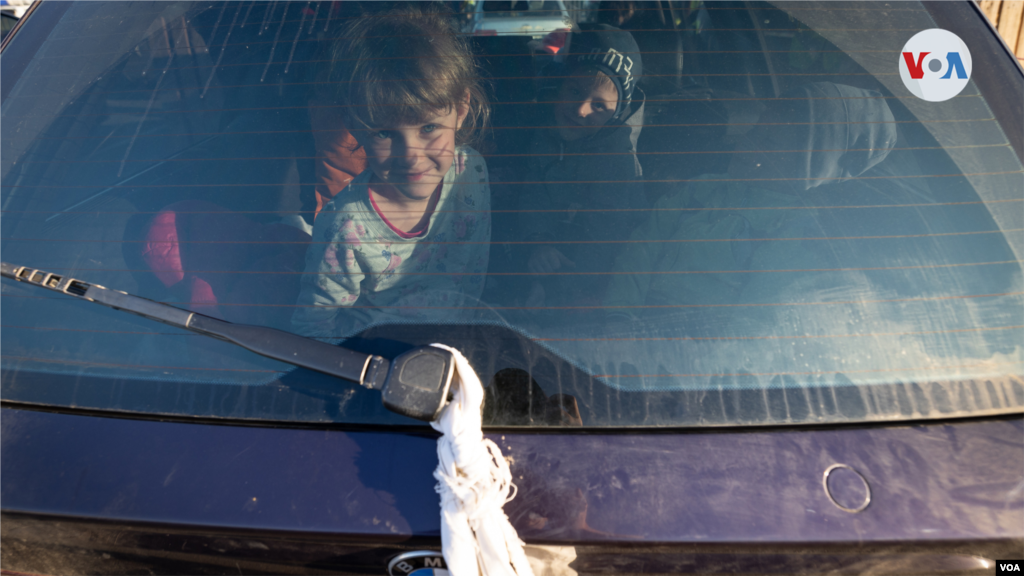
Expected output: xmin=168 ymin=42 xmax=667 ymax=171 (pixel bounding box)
xmin=292 ymin=8 xmax=491 ymax=338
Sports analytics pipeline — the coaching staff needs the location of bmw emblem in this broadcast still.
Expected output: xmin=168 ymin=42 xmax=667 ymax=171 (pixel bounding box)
xmin=387 ymin=551 xmax=448 ymax=576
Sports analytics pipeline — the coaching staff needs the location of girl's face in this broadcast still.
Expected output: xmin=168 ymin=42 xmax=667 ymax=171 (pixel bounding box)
xmin=554 ymin=73 xmax=619 ymax=141
xmin=353 ymin=104 xmax=469 ymax=201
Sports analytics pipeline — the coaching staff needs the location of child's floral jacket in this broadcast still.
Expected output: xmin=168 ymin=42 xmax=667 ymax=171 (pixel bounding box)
xmin=293 ymin=147 xmax=490 ymax=337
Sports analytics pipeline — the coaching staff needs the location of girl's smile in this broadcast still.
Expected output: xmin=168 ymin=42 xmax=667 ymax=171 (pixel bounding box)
xmin=354 ymin=105 xmax=469 ymax=201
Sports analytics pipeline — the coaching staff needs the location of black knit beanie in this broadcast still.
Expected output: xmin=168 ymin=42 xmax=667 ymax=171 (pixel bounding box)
xmin=564 ymin=23 xmax=643 ymax=118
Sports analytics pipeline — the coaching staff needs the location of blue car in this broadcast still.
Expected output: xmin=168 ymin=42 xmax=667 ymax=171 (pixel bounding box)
xmin=2 ymin=1 xmax=1022 ymax=574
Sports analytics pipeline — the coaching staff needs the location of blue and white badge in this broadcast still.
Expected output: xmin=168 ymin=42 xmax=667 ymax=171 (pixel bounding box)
xmin=388 ymin=551 xmax=449 ymax=576
xmin=899 ymin=29 xmax=972 ymax=102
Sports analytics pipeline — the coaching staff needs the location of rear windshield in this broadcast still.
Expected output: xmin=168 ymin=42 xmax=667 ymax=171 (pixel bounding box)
xmin=2 ymin=1 xmax=1022 ymax=427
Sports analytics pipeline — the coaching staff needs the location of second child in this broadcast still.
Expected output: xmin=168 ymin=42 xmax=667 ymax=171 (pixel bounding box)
xmin=516 ymin=24 xmax=648 ymax=309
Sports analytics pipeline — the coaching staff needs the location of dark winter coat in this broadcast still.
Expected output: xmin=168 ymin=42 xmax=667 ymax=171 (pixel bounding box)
xmin=518 ymin=92 xmax=648 ymax=276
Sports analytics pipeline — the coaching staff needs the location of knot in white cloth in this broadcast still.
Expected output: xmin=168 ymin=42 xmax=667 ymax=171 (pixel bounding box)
xmin=430 ymin=344 xmax=535 ymax=576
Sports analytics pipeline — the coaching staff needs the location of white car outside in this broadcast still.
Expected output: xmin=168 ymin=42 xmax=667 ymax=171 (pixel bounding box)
xmin=468 ymin=0 xmax=571 ymax=37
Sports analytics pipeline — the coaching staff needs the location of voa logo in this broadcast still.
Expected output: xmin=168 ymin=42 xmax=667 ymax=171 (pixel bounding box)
xmin=898 ymin=28 xmax=972 ymax=102
xmin=998 ymin=560 xmax=1023 ymax=575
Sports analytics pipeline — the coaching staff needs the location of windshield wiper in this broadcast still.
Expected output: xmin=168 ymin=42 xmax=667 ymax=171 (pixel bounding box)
xmin=0 ymin=262 xmax=455 ymax=422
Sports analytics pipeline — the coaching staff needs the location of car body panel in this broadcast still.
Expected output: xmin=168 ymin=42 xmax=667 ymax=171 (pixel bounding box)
xmin=3 ymin=407 xmax=1022 ymax=544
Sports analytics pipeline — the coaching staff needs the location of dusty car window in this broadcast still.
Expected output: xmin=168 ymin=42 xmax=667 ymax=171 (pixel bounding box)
xmin=2 ymin=1 xmax=1022 ymax=426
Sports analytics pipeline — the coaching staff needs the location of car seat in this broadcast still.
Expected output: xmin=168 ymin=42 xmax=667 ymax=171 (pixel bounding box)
xmin=124 ymin=200 xmax=311 ymax=330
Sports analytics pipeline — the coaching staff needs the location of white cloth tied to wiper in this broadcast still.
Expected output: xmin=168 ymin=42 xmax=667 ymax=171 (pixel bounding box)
xmin=430 ymin=344 xmax=535 ymax=576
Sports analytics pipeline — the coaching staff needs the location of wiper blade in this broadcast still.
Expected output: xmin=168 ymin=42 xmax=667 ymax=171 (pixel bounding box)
xmin=1 ymin=263 xmax=455 ymax=421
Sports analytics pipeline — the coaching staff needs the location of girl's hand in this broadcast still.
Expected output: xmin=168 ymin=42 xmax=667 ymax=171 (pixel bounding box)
xmin=528 ymin=247 xmax=575 ymax=274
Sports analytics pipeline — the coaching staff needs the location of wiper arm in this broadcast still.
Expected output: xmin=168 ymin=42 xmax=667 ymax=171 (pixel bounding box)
xmin=1 ymin=262 xmax=455 ymax=422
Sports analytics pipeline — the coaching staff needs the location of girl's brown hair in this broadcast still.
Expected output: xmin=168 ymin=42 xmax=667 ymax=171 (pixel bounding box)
xmin=321 ymin=7 xmax=490 ymax=149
